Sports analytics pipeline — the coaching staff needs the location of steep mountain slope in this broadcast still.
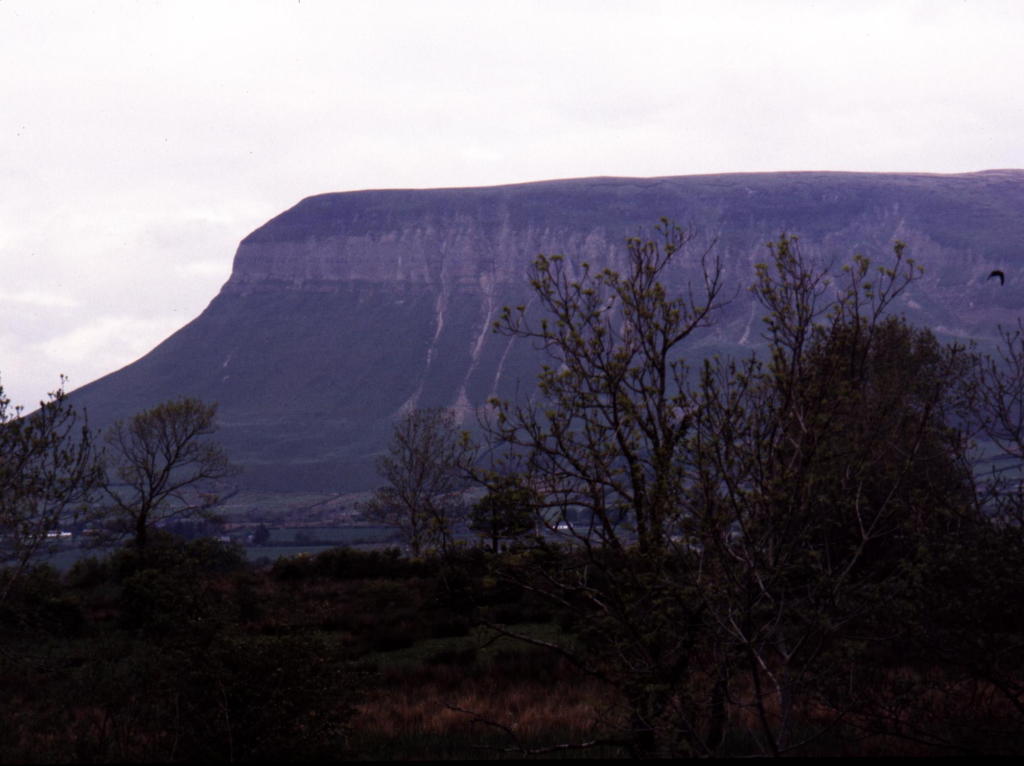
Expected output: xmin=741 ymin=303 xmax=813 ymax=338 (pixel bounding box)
xmin=70 ymin=171 xmax=1024 ymax=491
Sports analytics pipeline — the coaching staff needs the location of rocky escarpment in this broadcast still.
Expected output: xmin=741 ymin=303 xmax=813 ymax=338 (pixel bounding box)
xmin=70 ymin=171 xmax=1024 ymax=491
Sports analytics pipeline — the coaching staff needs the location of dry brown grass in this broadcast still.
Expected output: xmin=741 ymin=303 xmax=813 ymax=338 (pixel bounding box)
xmin=353 ymin=654 xmax=619 ymax=750
xmin=713 ymin=663 xmax=1024 ymax=756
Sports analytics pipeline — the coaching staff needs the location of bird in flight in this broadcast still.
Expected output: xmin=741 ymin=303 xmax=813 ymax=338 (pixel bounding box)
xmin=988 ymin=269 xmax=1006 ymax=285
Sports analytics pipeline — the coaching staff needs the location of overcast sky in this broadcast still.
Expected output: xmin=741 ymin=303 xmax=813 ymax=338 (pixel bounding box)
xmin=2 ymin=0 xmax=1023 ymax=410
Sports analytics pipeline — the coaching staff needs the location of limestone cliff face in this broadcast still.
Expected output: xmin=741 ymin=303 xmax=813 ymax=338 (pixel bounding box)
xmin=224 ymin=170 xmax=1024 ymax=339
xmin=70 ymin=171 xmax=1024 ymax=491
xmin=227 ymin=183 xmax=632 ymax=287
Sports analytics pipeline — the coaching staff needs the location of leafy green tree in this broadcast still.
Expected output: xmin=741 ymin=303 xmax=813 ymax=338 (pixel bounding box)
xmin=251 ymin=522 xmax=270 ymax=546
xmin=690 ymin=236 xmax=979 ymax=753
xmin=102 ymin=397 xmax=235 ymax=553
xmin=897 ymin=317 xmax=1024 ymax=746
xmin=362 ymin=408 xmax=471 ymax=557
xmin=1 ymin=376 xmax=102 ymax=605
xmin=469 ymin=478 xmax=538 ymax=552
xmin=487 ymin=224 xmax=990 ymax=756
xmin=487 ymin=220 xmax=725 ymax=756
xmin=490 ymin=220 xmax=723 ymax=557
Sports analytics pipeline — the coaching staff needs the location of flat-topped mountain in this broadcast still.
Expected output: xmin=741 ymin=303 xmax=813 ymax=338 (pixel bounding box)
xmin=70 ymin=171 xmax=1024 ymax=491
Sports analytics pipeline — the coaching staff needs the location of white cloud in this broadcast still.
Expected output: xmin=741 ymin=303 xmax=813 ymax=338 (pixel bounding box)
xmin=176 ymin=260 xmax=232 ymax=279
xmin=40 ymin=315 xmax=177 ymax=366
xmin=0 ymin=289 xmax=79 ymax=309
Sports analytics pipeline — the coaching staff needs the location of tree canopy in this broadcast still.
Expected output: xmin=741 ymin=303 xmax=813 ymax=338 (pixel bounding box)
xmin=102 ymin=397 xmax=235 ymax=552
xmin=362 ymin=407 xmax=471 ymax=557
xmin=482 ymin=226 xmax=1008 ymax=756
xmin=1 ymin=377 xmax=102 ymax=604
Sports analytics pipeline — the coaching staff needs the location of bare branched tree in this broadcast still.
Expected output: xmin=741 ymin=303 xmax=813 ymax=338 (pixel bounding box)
xmin=1 ymin=376 xmax=102 ymax=604
xmin=363 ymin=408 xmax=471 ymax=557
xmin=975 ymin=320 xmax=1024 ymax=518
xmin=485 ymin=220 xmax=726 ymax=757
xmin=102 ymin=397 xmax=235 ymax=553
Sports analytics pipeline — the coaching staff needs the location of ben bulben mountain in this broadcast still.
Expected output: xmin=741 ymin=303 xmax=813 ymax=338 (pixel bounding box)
xmin=70 ymin=171 xmax=1024 ymax=491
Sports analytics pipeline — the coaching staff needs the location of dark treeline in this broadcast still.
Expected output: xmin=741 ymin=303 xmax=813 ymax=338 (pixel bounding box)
xmin=4 ymin=222 xmax=1024 ymax=759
